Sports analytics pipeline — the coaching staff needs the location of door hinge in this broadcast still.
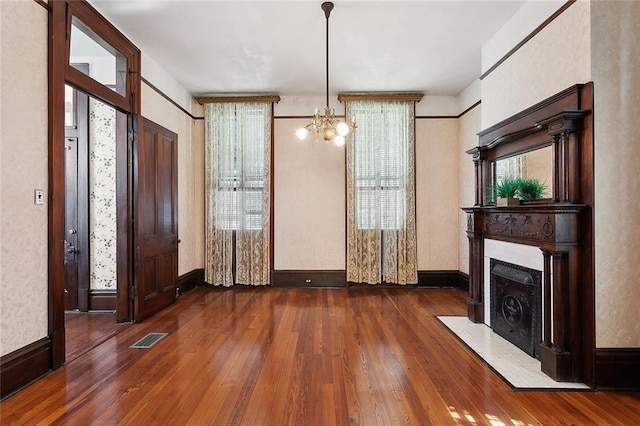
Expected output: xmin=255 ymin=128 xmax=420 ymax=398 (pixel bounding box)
xmin=131 ymin=285 xmax=137 ymax=300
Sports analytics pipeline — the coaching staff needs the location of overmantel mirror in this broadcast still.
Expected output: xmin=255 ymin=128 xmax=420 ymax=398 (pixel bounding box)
xmin=490 ymin=145 xmax=554 ymax=205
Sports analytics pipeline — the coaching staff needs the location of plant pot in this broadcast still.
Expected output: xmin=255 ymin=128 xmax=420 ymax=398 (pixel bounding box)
xmin=496 ymin=197 xmax=520 ymax=207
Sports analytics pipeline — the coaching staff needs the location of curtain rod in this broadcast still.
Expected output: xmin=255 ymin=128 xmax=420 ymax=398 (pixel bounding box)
xmin=195 ymin=95 xmax=281 ymax=104
xmin=338 ymin=93 xmax=424 ymax=103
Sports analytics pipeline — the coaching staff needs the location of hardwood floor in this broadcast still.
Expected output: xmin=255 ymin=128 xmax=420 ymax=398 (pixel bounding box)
xmin=2 ymin=287 xmax=639 ymax=425
xmin=65 ymin=312 xmax=131 ymax=363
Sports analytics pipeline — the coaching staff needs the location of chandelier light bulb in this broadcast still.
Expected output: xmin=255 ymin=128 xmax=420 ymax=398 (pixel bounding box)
xmin=336 ymin=121 xmax=349 ymax=136
xmin=296 ymin=127 xmax=308 ymax=140
xmin=323 ymin=126 xmax=335 ymax=141
xmin=334 ymin=135 xmax=345 ymax=147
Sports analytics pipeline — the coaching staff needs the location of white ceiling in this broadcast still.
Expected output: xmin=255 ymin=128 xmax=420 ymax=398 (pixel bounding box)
xmin=89 ymin=0 xmax=526 ymax=98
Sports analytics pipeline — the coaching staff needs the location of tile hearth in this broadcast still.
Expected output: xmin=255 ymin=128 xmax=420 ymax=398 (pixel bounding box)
xmin=438 ymin=316 xmax=589 ymax=390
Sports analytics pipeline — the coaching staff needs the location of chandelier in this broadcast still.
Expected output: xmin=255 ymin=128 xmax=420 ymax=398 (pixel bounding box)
xmin=296 ymin=2 xmax=355 ymax=147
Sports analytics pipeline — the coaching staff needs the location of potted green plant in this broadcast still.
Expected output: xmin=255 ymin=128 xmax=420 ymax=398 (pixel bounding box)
xmin=517 ymin=178 xmax=548 ymax=201
xmin=492 ymin=177 xmax=522 ymax=206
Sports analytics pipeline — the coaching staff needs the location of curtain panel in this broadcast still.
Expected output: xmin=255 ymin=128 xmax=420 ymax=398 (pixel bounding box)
xmin=345 ymin=100 xmax=418 ymax=285
xmin=204 ymin=102 xmax=271 ymax=286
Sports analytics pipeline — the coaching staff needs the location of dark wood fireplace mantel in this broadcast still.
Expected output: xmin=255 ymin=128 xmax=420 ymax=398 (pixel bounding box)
xmin=465 ymin=204 xmax=586 ymax=248
xmin=462 ymin=83 xmax=594 ymax=384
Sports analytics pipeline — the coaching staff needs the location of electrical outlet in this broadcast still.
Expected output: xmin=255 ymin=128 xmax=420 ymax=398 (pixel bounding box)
xmin=34 ymin=189 xmax=44 ymax=205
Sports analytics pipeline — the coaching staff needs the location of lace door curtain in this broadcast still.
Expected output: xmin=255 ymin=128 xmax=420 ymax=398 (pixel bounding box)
xmin=204 ymin=102 xmax=271 ymax=287
xmin=345 ymin=100 xmax=418 ymax=285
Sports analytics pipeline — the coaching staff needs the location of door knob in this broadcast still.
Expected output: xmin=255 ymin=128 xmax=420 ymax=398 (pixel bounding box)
xmin=69 ymin=228 xmax=77 ymax=234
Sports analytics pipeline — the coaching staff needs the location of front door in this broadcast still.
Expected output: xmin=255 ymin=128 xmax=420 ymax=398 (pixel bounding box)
xmin=134 ymin=118 xmax=178 ymax=321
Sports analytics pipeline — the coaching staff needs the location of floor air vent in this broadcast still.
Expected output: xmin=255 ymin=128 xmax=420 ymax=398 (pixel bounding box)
xmin=130 ymin=333 xmax=167 ymax=349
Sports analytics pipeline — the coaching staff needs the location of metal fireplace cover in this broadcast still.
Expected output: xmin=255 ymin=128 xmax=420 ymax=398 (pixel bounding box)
xmin=490 ymin=259 xmax=542 ymax=358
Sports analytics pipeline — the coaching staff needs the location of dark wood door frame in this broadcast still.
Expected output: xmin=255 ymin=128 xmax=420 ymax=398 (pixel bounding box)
xmin=49 ymin=0 xmax=141 ymax=369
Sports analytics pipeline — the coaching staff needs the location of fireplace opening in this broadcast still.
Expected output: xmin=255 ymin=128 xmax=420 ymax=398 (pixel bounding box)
xmin=490 ymin=259 xmax=542 ymax=358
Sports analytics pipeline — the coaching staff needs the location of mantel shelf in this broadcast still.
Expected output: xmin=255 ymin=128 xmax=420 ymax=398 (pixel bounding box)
xmin=463 ymin=204 xmax=586 ymax=250
xmin=463 ymin=203 xmax=587 ymax=213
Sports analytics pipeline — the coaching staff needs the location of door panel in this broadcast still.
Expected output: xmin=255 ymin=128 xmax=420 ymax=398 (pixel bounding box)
xmin=134 ymin=118 xmax=178 ymax=321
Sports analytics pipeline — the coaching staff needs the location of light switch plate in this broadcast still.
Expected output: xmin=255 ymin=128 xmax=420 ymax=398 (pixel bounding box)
xmin=34 ymin=189 xmax=44 ymax=205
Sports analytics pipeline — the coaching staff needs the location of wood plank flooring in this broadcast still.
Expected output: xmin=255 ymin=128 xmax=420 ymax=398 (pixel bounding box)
xmin=2 ymin=287 xmax=639 ymax=425
xmin=65 ymin=312 xmax=130 ymax=363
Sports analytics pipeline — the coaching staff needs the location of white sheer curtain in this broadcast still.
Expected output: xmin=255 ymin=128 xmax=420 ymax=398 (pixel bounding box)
xmin=345 ymin=100 xmax=418 ymax=285
xmin=204 ymin=102 xmax=271 ymax=287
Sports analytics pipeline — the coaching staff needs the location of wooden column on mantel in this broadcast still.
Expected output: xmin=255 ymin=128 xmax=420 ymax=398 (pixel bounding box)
xmin=462 ymin=83 xmax=595 ymax=384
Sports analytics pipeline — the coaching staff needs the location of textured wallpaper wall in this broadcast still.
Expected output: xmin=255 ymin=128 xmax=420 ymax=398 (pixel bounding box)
xmin=415 ymin=119 xmax=460 ymax=271
xmin=592 ymin=0 xmax=640 ymax=347
xmin=0 ymin=0 xmax=49 ymax=356
xmin=481 ymin=1 xmax=591 ymax=129
xmin=88 ymin=98 xmax=117 ymax=290
xmin=273 ymin=119 xmax=346 ymax=270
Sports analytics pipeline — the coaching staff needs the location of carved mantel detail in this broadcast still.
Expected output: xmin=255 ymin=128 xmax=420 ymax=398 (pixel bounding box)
xmin=484 ymin=213 xmax=553 ymax=240
xmin=477 ymin=206 xmax=585 ymax=247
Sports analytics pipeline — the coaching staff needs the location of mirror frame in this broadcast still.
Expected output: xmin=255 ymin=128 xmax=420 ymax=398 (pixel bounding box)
xmin=467 ymin=85 xmax=591 ymax=207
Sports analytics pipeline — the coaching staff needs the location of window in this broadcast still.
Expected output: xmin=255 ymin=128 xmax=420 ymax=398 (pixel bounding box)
xmin=349 ymin=101 xmax=411 ymax=230
xmin=344 ymin=97 xmax=419 ymax=285
xmin=495 ymin=155 xmax=526 ymax=184
xmin=205 ymin=102 xmax=270 ymax=231
xmin=203 ymin=100 xmax=273 ymax=287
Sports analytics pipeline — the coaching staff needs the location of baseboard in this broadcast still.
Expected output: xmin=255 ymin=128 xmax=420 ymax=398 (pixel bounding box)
xmin=456 ymin=271 xmax=469 ymax=290
xmin=595 ymin=348 xmax=640 ymax=390
xmin=273 ymin=270 xmax=469 ymax=289
xmin=0 ymin=337 xmax=51 ymax=400
xmin=88 ymin=289 xmax=116 ymax=311
xmin=418 ymin=270 xmax=469 ymax=290
xmin=178 ymin=268 xmax=205 ymax=296
xmin=273 ymin=270 xmax=347 ymax=287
